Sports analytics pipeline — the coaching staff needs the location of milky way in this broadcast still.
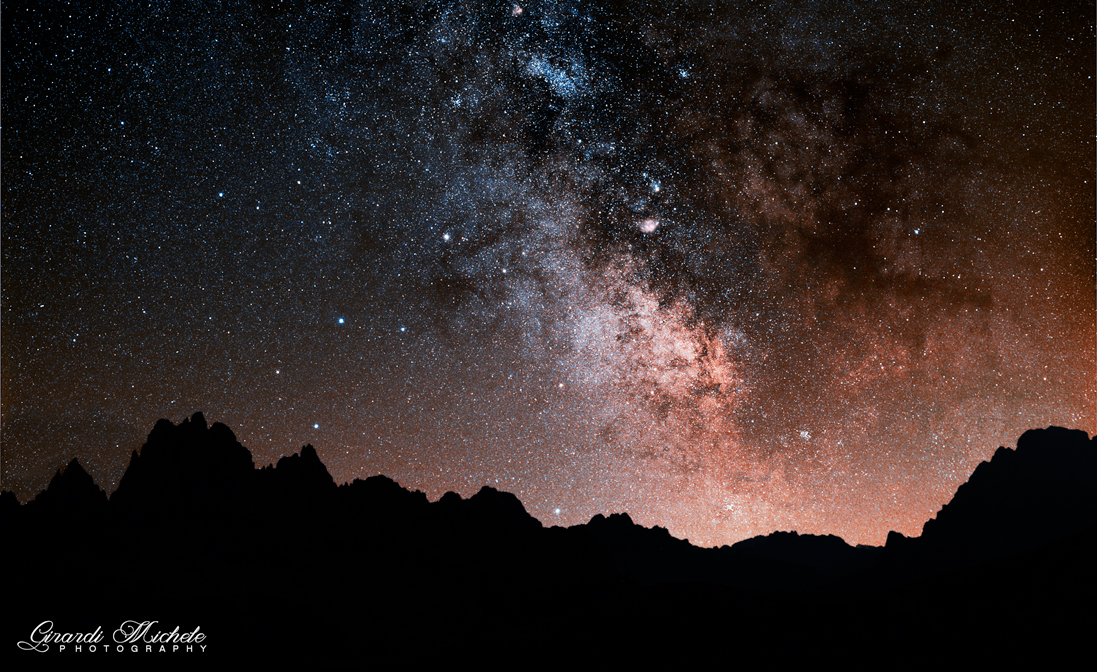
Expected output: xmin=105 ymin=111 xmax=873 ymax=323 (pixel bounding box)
xmin=3 ymin=0 xmax=1094 ymax=545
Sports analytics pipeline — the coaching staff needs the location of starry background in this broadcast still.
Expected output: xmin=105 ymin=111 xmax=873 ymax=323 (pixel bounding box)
xmin=3 ymin=0 xmax=1094 ymax=546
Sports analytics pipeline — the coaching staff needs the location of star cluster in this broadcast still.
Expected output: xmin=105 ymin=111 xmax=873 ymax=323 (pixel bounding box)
xmin=3 ymin=0 xmax=1094 ymax=545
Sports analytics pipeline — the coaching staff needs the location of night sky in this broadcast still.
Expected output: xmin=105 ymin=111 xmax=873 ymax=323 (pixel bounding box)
xmin=3 ymin=0 xmax=1094 ymax=547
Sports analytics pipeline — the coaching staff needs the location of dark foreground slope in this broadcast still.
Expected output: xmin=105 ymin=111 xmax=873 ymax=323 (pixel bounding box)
xmin=3 ymin=415 xmax=1095 ymax=667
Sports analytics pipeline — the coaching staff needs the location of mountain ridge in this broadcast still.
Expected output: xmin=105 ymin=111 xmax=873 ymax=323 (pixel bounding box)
xmin=3 ymin=413 xmax=1094 ymax=665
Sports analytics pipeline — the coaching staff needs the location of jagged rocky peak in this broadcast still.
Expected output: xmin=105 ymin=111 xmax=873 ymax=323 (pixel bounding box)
xmin=111 ymin=412 xmax=256 ymax=515
xmin=342 ymin=474 xmax=430 ymax=505
xmin=908 ymin=426 xmax=1096 ymax=565
xmin=589 ymin=512 xmax=635 ymax=526
xmin=434 ymin=485 xmax=543 ymax=531
xmin=31 ymin=457 xmax=108 ymax=514
xmin=273 ymin=444 xmax=336 ymax=490
xmin=134 ymin=411 xmax=254 ymax=471
xmin=468 ymin=485 xmax=540 ymax=526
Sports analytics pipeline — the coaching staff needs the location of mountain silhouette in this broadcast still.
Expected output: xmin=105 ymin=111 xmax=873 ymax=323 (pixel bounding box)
xmin=3 ymin=415 xmax=1094 ymax=666
xmin=884 ymin=426 xmax=1097 ymax=573
xmin=922 ymin=427 xmax=1096 ymax=555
